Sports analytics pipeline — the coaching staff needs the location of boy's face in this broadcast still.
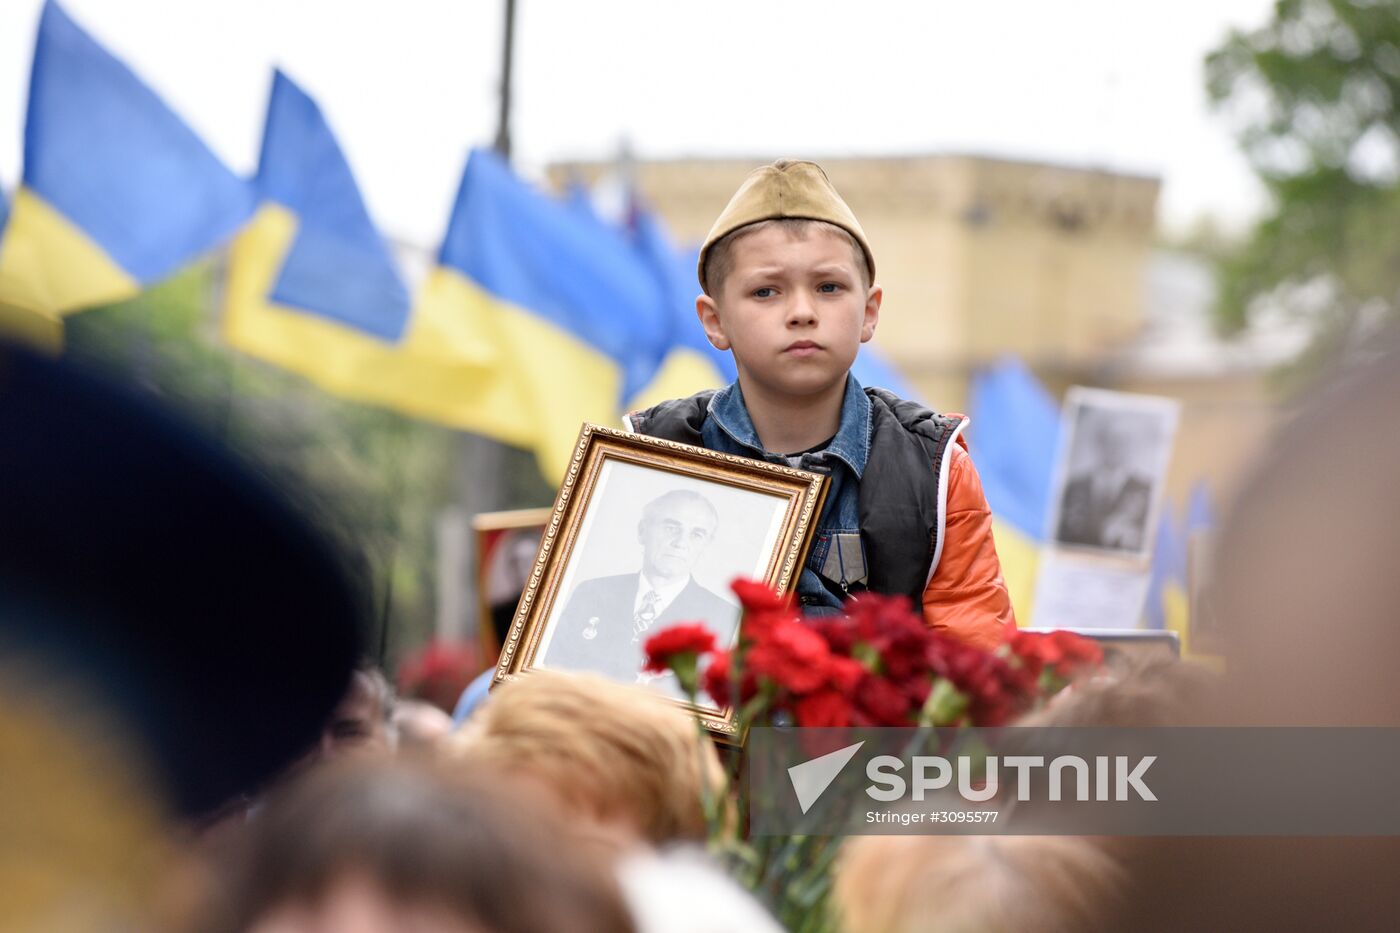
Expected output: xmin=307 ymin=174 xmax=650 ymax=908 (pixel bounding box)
xmin=697 ymin=225 xmax=880 ymax=402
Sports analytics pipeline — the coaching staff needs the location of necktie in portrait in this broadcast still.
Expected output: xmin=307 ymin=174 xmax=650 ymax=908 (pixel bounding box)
xmin=632 ymin=590 xmax=660 ymax=642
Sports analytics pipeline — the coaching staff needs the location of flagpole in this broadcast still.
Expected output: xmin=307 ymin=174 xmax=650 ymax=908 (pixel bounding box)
xmin=441 ymin=0 xmax=522 ymax=647
xmin=495 ymin=0 xmax=517 ymax=159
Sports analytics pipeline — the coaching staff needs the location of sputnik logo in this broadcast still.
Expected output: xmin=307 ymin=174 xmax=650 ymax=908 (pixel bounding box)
xmin=787 ymin=741 xmax=865 ymax=814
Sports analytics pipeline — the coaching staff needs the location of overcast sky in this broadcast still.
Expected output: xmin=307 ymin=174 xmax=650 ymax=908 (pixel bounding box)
xmin=0 ymin=0 xmax=1276 ymax=248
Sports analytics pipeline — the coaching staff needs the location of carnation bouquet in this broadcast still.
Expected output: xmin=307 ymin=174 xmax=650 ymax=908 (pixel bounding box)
xmin=643 ymin=580 xmax=1103 ymax=931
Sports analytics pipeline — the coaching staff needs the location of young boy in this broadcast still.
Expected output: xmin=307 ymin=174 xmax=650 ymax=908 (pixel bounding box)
xmin=626 ymin=160 xmax=1012 ymax=650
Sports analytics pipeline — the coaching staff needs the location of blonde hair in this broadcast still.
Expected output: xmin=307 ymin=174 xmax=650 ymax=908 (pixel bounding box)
xmin=835 ymin=834 xmax=1124 ymax=933
xmin=702 ymin=217 xmax=870 ymax=298
xmin=449 ymin=671 xmax=727 ymax=845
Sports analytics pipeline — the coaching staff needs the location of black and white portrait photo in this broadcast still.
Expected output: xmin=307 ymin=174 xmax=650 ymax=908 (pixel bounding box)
xmin=495 ymin=424 xmax=829 ymax=742
xmin=472 ymin=507 xmax=552 ymax=659
xmin=1049 ymin=388 xmax=1178 ymax=559
xmin=534 ymin=459 xmax=789 ymax=705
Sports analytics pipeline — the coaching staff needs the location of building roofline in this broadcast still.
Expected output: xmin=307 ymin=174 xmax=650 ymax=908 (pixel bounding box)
xmin=547 ymin=150 xmax=1162 ymax=185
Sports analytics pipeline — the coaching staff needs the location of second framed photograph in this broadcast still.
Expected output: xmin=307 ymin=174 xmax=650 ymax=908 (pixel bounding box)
xmin=1047 ymin=387 xmax=1180 ymax=561
xmin=494 ymin=423 xmax=829 ymax=744
xmin=472 ymin=507 xmax=553 ymax=666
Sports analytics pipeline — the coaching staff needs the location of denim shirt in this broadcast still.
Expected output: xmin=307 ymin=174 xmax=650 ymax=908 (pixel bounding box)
xmin=702 ymin=374 xmax=871 ymax=614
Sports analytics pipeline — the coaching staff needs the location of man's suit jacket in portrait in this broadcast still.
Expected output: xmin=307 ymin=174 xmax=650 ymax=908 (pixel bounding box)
xmin=1057 ymin=472 xmax=1152 ymax=550
xmin=546 ymin=573 xmax=737 ymax=683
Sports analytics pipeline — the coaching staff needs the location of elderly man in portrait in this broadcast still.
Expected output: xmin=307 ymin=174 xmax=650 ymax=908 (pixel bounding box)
xmin=1057 ymin=411 xmax=1153 ymax=552
xmin=546 ymin=489 xmax=736 ymax=686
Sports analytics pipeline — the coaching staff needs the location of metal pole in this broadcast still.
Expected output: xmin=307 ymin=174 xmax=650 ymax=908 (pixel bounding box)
xmin=494 ymin=0 xmax=517 ymax=159
xmin=451 ymin=0 xmax=522 ymax=659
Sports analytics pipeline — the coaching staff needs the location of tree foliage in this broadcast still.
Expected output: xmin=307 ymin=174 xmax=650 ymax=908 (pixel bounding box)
xmin=1206 ymin=0 xmax=1400 ymax=359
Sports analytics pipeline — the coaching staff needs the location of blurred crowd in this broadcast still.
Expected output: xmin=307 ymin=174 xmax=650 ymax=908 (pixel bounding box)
xmin=4 ymin=326 xmax=1400 ymax=933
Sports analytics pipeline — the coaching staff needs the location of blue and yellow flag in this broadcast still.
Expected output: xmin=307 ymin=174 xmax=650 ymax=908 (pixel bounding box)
xmin=1185 ymin=480 xmax=1215 ymax=536
xmin=967 ymin=357 xmax=1062 ymax=624
xmin=560 ymin=191 xmax=679 ymax=405
xmin=1145 ymin=498 xmax=1184 ymax=631
xmin=0 ymin=184 xmax=54 ymax=347
xmin=1146 ymin=482 xmax=1216 ymax=644
xmin=415 ymin=149 xmax=671 ymax=480
xmin=1172 ymin=480 xmax=1217 ymax=652
xmin=625 ymin=207 xmax=735 ymax=408
xmin=224 ymin=70 xmax=491 ymax=428
xmin=0 ymin=2 xmax=250 ymax=320
xmin=850 ymin=345 xmax=918 ymax=401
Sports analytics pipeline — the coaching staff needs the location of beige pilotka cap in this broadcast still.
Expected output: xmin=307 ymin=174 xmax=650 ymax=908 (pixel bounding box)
xmin=696 ymin=159 xmax=876 ymax=295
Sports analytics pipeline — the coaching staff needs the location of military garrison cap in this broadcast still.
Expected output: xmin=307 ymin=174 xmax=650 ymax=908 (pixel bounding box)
xmin=697 ymin=159 xmax=875 ymax=294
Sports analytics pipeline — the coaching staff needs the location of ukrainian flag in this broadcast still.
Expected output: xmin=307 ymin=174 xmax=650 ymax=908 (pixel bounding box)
xmin=561 ymin=191 xmax=679 ymax=405
xmin=0 ymin=2 xmax=250 ymax=322
xmin=1174 ymin=480 xmax=1217 ymax=652
xmin=967 ymin=357 xmax=1062 ymax=625
xmin=0 ymin=185 xmax=55 ymax=348
xmin=414 ymin=149 xmax=671 ymax=480
xmin=1185 ymin=479 xmax=1215 ymax=536
xmin=1145 ymin=499 xmax=1184 ymax=631
xmin=625 ymin=207 xmax=735 ymax=409
xmin=850 ymin=345 xmax=919 ymax=401
xmin=1145 ymin=481 xmax=1219 ymax=650
xmin=224 ymin=70 xmax=492 ymax=429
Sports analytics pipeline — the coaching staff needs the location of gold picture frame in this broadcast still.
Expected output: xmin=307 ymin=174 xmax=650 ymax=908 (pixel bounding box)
xmin=494 ymin=423 xmax=829 ymax=745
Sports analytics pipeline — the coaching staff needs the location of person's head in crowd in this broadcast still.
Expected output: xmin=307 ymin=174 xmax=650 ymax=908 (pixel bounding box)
xmin=638 ymin=490 xmax=718 ymax=587
xmin=392 ymin=699 xmax=454 ymax=756
xmin=1016 ymin=654 xmax=1222 ymax=729
xmin=1000 ymin=656 xmax=1221 ymax=839
xmin=312 ymin=664 xmax=396 ymax=764
xmin=395 ymin=640 xmax=482 ymax=715
xmin=214 ymin=758 xmax=635 ymax=933
xmin=835 ymin=834 xmax=1124 ymax=933
xmin=0 ymin=344 xmax=372 ymax=933
xmin=1211 ymin=331 xmax=1400 ymax=728
xmin=617 ymin=847 xmax=784 ymax=933
xmin=450 ymin=671 xmax=727 ymax=850
xmin=1111 ymin=330 xmax=1400 ymax=932
xmin=0 ymin=345 xmax=364 ymax=820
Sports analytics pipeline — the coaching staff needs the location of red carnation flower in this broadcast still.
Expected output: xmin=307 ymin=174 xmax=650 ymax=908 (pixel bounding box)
xmin=746 ymin=620 xmax=833 ymax=695
xmin=1043 ymin=629 xmax=1104 ymax=675
xmin=794 ymin=688 xmax=854 ymax=727
xmin=823 ymin=654 xmax=865 ymax=695
xmin=730 ymin=578 xmax=794 ymax=615
xmin=963 ymin=657 xmax=1036 ymax=726
xmin=841 ymin=593 xmax=931 ymax=683
xmin=815 ymin=615 xmax=860 ymax=654
xmin=928 ymin=634 xmax=1036 ymax=727
xmin=642 ymin=623 xmax=718 ymax=674
xmin=701 ymin=648 xmax=732 ymax=704
xmin=1004 ymin=628 xmax=1104 ymax=681
xmin=641 ymin=622 xmax=719 ymax=700
xmin=853 ymin=674 xmax=915 ymax=726
xmin=729 ymin=579 xmax=801 ymax=645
